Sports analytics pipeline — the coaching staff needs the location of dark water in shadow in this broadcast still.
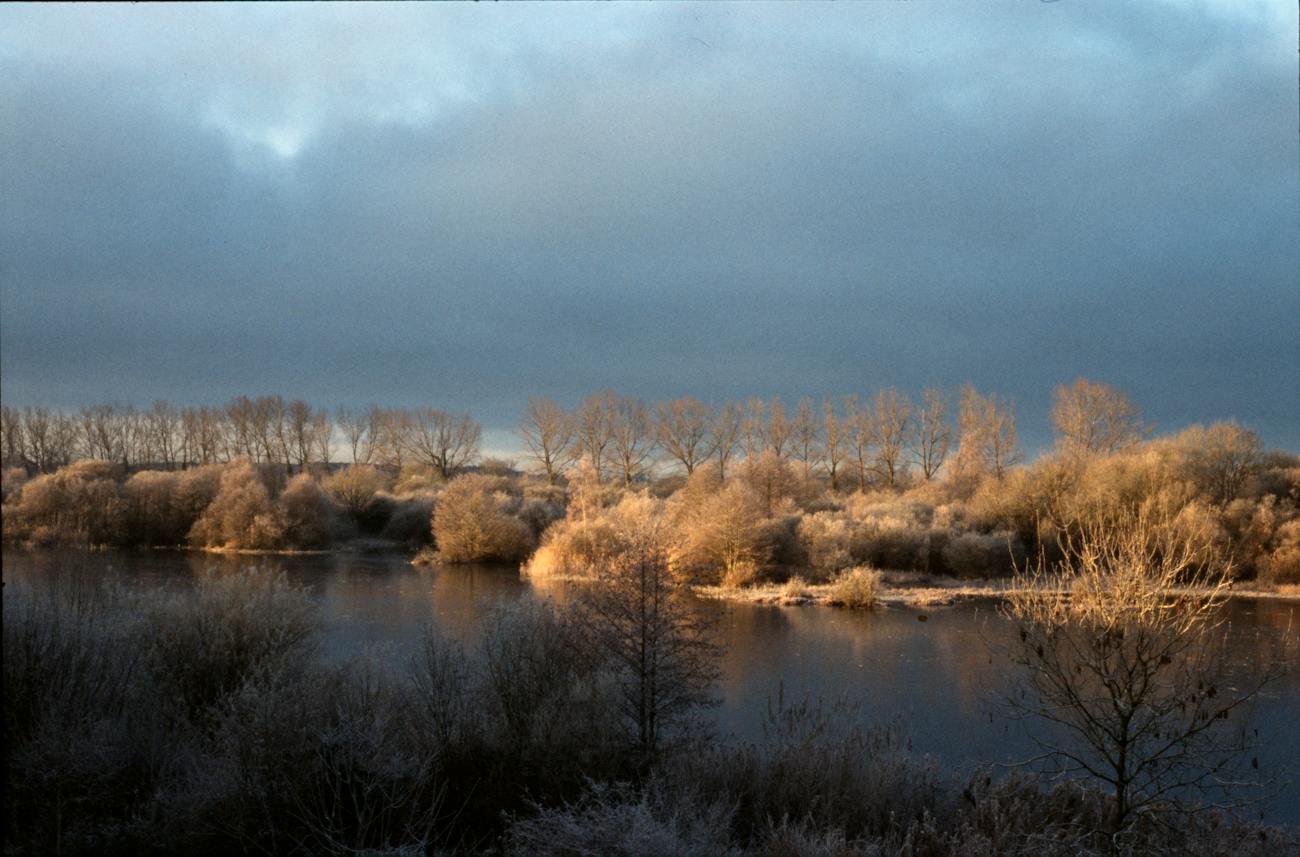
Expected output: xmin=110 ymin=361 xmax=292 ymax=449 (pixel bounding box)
xmin=6 ymin=548 xmax=1298 ymax=824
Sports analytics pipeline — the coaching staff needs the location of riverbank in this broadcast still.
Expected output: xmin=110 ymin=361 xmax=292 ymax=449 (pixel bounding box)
xmin=693 ymin=571 xmax=1300 ymax=610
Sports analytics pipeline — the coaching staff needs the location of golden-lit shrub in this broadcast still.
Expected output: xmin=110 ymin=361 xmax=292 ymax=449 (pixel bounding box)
xmin=323 ymin=464 xmax=390 ymax=525
xmin=827 ymin=566 xmax=882 ymax=609
xmin=3 ymin=460 xmax=127 ymax=545
xmin=1258 ymin=519 xmax=1300 ymax=584
xmin=393 ymin=463 xmax=440 ymax=497
xmin=188 ymin=459 xmax=286 ymax=550
xmin=1 ymin=466 xmax=28 ymax=503
xmin=797 ymin=512 xmax=855 ymax=581
xmin=432 ymin=475 xmax=534 ymax=564
xmin=525 ymin=493 xmax=664 ymax=579
xmin=673 ymin=481 xmax=773 ymax=585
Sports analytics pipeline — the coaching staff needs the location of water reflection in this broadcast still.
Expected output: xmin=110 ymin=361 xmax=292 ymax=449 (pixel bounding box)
xmin=5 ymin=548 xmax=1297 ymax=823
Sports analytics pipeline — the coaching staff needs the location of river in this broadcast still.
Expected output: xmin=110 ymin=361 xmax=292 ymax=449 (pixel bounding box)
xmin=5 ymin=548 xmax=1298 ymax=824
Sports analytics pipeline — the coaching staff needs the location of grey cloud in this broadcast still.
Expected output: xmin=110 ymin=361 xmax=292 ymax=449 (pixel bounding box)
xmin=2 ymin=2 xmax=1296 ymax=450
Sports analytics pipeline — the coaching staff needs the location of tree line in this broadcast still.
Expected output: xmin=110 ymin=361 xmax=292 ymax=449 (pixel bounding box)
xmin=5 ymin=379 xmax=1129 ymax=486
xmin=0 ymin=398 xmax=480 ymax=477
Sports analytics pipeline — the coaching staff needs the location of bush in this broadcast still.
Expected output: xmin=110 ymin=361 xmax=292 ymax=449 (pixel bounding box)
xmin=3 ymin=460 xmax=127 ymax=545
xmin=141 ymin=566 xmax=319 ymax=722
xmin=279 ymin=473 xmax=348 ymax=548
xmin=939 ymin=530 xmax=1022 ymax=579
xmin=674 ymin=482 xmax=774 ymax=585
xmin=432 ymin=475 xmax=534 ymax=563
xmin=323 ymin=464 xmax=391 ymax=528
xmin=798 ymin=512 xmax=856 ymax=579
xmin=827 ymin=566 xmax=881 ymax=609
xmin=188 ymin=459 xmax=286 ymax=550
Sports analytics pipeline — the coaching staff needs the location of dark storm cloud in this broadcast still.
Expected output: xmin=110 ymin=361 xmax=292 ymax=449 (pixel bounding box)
xmin=2 ymin=2 xmax=1297 ymax=451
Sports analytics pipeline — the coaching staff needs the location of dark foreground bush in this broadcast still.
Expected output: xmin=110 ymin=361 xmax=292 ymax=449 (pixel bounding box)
xmin=4 ymin=573 xmax=1295 ymax=857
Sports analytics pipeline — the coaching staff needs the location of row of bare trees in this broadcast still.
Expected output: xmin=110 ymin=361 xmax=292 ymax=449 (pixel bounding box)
xmin=520 ymin=385 xmax=1021 ymax=488
xmin=1 ymin=398 xmax=481 ymax=478
xmin=1 ymin=378 xmax=1150 ymax=487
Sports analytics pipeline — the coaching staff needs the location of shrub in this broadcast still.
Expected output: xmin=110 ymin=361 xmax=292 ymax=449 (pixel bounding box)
xmin=673 ymin=482 xmax=773 ymax=585
xmin=827 ymin=566 xmax=881 ymax=609
xmin=1 ymin=465 xmax=28 ymax=502
xmin=1258 ymin=518 xmax=1300 ymax=585
xmin=140 ymin=566 xmax=319 ymax=722
xmin=378 ymin=494 xmax=434 ymax=546
xmin=323 ymin=464 xmax=390 ymax=527
xmin=3 ymin=460 xmax=127 ymax=545
xmin=188 ymin=459 xmax=286 ymax=550
xmin=432 ymin=475 xmax=534 ymax=563
xmin=279 ymin=473 xmax=348 ymax=549
xmin=939 ymin=530 xmax=1022 ymax=579
xmin=505 ymin=783 xmax=736 ymax=857
xmin=525 ymin=494 xmax=664 ymax=579
xmin=795 ymin=512 xmax=857 ymax=580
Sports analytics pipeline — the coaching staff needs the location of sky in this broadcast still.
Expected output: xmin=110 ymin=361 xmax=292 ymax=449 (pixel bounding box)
xmin=2 ymin=1 xmax=1297 ymax=455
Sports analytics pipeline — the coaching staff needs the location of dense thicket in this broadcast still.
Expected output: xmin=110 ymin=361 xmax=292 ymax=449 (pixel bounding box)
xmin=2 ymin=380 xmax=1296 ymax=584
xmin=4 ymin=570 xmax=1293 ymax=857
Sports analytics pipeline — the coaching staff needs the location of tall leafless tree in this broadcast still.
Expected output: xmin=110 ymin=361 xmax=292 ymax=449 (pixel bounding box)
xmin=518 ymin=397 xmax=577 ymax=485
xmin=912 ymin=387 xmax=951 ymax=481
xmin=609 ymin=395 xmax=656 ymax=488
xmin=655 ymin=398 xmax=712 ymax=476
xmin=708 ymin=401 xmax=743 ymax=480
xmin=1051 ymin=377 xmax=1148 ymax=460
xmin=790 ymin=397 xmax=820 ymax=479
xmin=576 ymin=391 xmax=616 ymax=482
xmin=872 ymin=388 xmax=912 ymax=487
xmin=405 ymin=408 xmax=481 ymax=479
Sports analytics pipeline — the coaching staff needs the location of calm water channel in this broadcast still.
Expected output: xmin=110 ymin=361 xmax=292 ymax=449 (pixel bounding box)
xmin=6 ymin=548 xmax=1298 ymax=824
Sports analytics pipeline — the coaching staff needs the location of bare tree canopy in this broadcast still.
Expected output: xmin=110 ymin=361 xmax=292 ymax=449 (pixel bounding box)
xmin=1003 ymin=501 xmax=1273 ymax=834
xmin=1052 ymin=377 xmax=1149 ymax=459
xmin=518 ymin=397 xmax=577 ymax=485
xmin=404 ymin=408 xmax=482 ymax=479
xmin=655 ymin=398 xmax=713 ymax=476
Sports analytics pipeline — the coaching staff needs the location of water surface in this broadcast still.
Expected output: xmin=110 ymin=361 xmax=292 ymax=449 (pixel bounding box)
xmin=6 ymin=548 xmax=1297 ymax=824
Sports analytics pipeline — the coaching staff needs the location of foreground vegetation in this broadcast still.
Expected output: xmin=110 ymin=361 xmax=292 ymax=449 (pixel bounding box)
xmin=5 ymin=566 xmax=1294 ymax=857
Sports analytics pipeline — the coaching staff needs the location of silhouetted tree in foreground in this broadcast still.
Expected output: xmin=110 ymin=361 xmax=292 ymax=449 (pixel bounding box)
xmin=1003 ymin=500 xmax=1275 ymax=837
xmin=570 ymin=520 xmax=719 ymax=759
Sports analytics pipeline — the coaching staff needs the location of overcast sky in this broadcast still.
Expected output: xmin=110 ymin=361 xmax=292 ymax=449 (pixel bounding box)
xmin=2 ymin=1 xmax=1297 ymax=453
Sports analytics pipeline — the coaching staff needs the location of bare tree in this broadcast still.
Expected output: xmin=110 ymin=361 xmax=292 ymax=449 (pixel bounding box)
xmin=655 ymin=398 xmax=712 ymax=476
xmin=609 ymin=395 xmax=656 ymax=488
xmin=369 ymin=406 xmax=409 ymax=468
xmin=708 ymin=401 xmax=743 ymax=480
xmin=1 ymin=406 xmax=25 ymax=469
xmin=576 ymin=391 xmax=616 ymax=482
xmin=1003 ymin=503 xmax=1272 ymax=835
xmin=742 ymin=398 xmax=766 ymax=461
xmin=955 ymin=385 xmax=1021 ymax=481
xmin=790 ymin=397 xmax=821 ymax=480
xmin=843 ymin=395 xmax=874 ymax=492
xmin=144 ymin=400 xmax=181 ymax=469
xmin=821 ymin=399 xmax=846 ymax=492
xmin=1177 ymin=422 xmax=1261 ymax=506
xmin=518 ymin=397 xmax=577 ymax=485
xmin=766 ymin=397 xmax=790 ymax=459
xmin=871 ymin=388 xmax=911 ymax=488
xmin=287 ymin=400 xmax=319 ymax=471
xmin=336 ymin=406 xmax=372 ymax=465
xmin=570 ymin=518 xmax=719 ymax=758
xmin=912 ymin=387 xmax=950 ymax=481
xmin=404 ymin=408 xmax=481 ymax=479
xmin=1052 ymin=377 xmax=1148 ymax=460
